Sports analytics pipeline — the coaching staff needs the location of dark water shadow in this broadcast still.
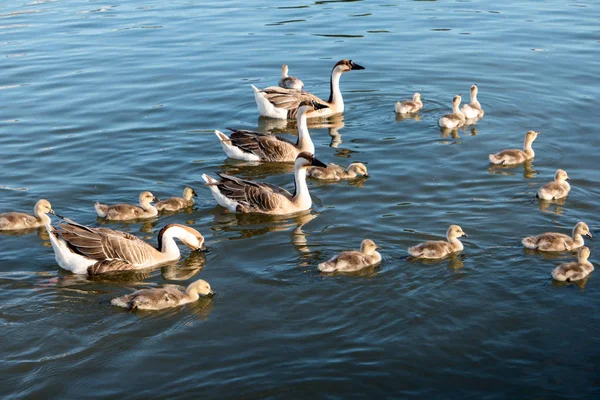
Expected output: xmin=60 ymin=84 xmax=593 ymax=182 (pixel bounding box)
xmin=488 ymin=159 xmax=537 ymax=179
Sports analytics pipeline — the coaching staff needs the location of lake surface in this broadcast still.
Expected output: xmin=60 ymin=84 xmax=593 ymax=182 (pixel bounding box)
xmin=1 ymin=0 xmax=600 ymax=398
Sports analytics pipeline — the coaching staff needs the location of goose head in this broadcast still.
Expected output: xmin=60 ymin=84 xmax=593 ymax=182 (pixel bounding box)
xmin=360 ymin=239 xmax=379 ymax=255
xmin=295 ymin=152 xmax=327 ymax=169
xmin=348 ymin=162 xmax=369 ymax=177
xmin=187 ymin=279 xmax=215 ymax=297
xmin=577 ymin=246 xmax=591 ymax=263
xmin=183 ymin=186 xmax=198 ymax=200
xmin=298 ymin=100 xmax=329 ymax=114
xmin=35 ymin=199 xmax=54 ymax=216
xmin=158 ymin=224 xmax=206 ymax=252
xmin=574 ymin=222 xmax=592 ymax=239
xmin=333 ymin=59 xmax=365 ymax=73
xmin=555 ymin=169 xmax=569 ymax=182
xmin=447 ymin=225 xmax=468 ymax=241
xmin=140 ymin=191 xmax=159 ymax=206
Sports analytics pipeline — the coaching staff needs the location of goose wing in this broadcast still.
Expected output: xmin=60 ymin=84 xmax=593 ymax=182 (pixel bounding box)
xmin=259 ymin=87 xmax=326 ymax=118
xmin=58 ymin=219 xmax=155 ymax=265
xmin=215 ymin=173 xmax=293 ymax=212
xmin=227 ymin=129 xmax=297 ymax=160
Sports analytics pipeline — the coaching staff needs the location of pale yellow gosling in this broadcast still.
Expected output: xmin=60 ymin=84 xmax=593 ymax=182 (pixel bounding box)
xmin=552 ymin=246 xmax=593 ymax=282
xmin=461 ymin=84 xmax=484 ymax=119
xmin=0 ymin=199 xmax=54 ymax=230
xmin=307 ymin=162 xmax=368 ymax=181
xmin=95 ymin=191 xmax=159 ymax=221
xmin=438 ymin=95 xmax=466 ymax=129
xmin=408 ymin=225 xmax=468 ymax=259
xmin=395 ymin=92 xmax=423 ymax=114
xmin=111 ymin=279 xmax=214 ymax=310
xmin=318 ymin=239 xmax=381 ymax=272
xmin=522 ymin=221 xmax=591 ymax=252
xmin=489 ymin=131 xmax=539 ymax=165
xmin=537 ymin=169 xmax=571 ymax=200
xmin=156 ymin=187 xmax=197 ymax=212
xmin=278 ymin=64 xmax=304 ymax=90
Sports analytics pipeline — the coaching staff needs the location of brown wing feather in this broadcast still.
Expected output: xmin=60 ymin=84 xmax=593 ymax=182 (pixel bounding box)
xmin=215 ymin=173 xmax=292 ymax=212
xmin=259 ymin=87 xmax=325 ymax=119
xmin=227 ymin=129 xmax=297 ymax=161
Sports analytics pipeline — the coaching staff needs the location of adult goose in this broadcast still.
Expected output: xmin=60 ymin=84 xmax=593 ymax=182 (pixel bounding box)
xmin=489 ymin=131 xmax=539 ymax=165
xmin=461 ymin=84 xmax=484 ymax=119
xmin=252 ymin=59 xmax=365 ymax=119
xmin=278 ymin=64 xmax=304 ymax=90
xmin=0 ymin=199 xmax=54 ymax=230
xmin=522 ymin=221 xmax=591 ymax=252
xmin=215 ymin=100 xmax=328 ymax=162
xmin=156 ymin=187 xmax=197 ymax=212
xmin=111 ymin=279 xmax=214 ymax=310
xmin=202 ymin=152 xmax=326 ymax=215
xmin=46 ymin=217 xmax=206 ymax=275
xmin=95 ymin=191 xmax=159 ymax=220
xmin=408 ymin=225 xmax=468 ymax=259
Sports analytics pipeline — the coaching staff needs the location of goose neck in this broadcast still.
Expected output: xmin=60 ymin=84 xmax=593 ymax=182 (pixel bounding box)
xmin=296 ymin=109 xmax=312 ymax=151
xmin=292 ymin=166 xmax=311 ymax=208
xmin=158 ymin=226 xmax=184 ymax=260
xmin=328 ymin=68 xmax=344 ymax=109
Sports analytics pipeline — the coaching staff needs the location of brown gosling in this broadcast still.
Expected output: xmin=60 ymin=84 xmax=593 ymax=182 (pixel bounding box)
xmin=488 ymin=130 xmax=539 ymax=165
xmin=0 ymin=199 xmax=54 ymax=230
xmin=408 ymin=225 xmax=468 ymax=259
xmin=461 ymin=84 xmax=484 ymax=119
xmin=318 ymin=239 xmax=381 ymax=272
xmin=111 ymin=279 xmax=214 ymax=311
xmin=552 ymin=246 xmax=593 ymax=282
xmin=537 ymin=169 xmax=570 ymax=200
xmin=307 ymin=162 xmax=368 ymax=181
xmin=95 ymin=191 xmax=158 ymax=221
xmin=395 ymin=92 xmax=423 ymax=114
xmin=522 ymin=221 xmax=591 ymax=252
xmin=156 ymin=187 xmax=197 ymax=212
xmin=438 ymin=95 xmax=466 ymax=129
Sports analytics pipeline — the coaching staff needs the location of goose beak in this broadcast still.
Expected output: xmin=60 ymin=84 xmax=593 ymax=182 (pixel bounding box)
xmin=586 ymin=232 xmax=593 ymax=239
xmin=193 ymin=191 xmax=198 ymax=197
xmin=311 ymin=157 xmax=327 ymax=168
xmin=566 ymin=178 xmax=570 ymax=181
xmin=350 ymin=61 xmax=365 ymax=70
xmin=207 ymin=290 xmax=216 ymax=297
xmin=363 ymin=173 xmax=370 ymax=178
xmin=313 ymin=102 xmax=329 ymax=110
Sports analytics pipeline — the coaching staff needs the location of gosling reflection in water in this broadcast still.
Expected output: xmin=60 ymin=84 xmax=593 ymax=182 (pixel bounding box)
xmin=395 ymin=112 xmax=422 ymax=123
xmin=488 ymin=159 xmax=537 ymax=179
xmin=538 ymin=197 xmax=566 ymax=216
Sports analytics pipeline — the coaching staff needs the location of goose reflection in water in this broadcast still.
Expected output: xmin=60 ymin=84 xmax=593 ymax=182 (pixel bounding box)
xmin=395 ymin=112 xmax=422 ymax=123
xmin=488 ymin=159 xmax=537 ymax=179
xmin=257 ymin=113 xmax=345 ymax=148
xmin=161 ymin=251 xmax=206 ymax=281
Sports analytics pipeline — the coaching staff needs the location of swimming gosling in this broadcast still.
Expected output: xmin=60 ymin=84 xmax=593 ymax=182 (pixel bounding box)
xmin=155 ymin=187 xmax=197 ymax=212
xmin=522 ymin=221 xmax=591 ymax=252
xmin=537 ymin=169 xmax=570 ymax=200
xmin=307 ymin=162 xmax=368 ymax=181
xmin=489 ymin=130 xmax=539 ymax=165
xmin=408 ymin=225 xmax=468 ymax=259
xmin=0 ymin=199 xmax=54 ymax=230
xmin=95 ymin=191 xmax=159 ymax=220
xmin=318 ymin=239 xmax=381 ymax=272
xmin=552 ymin=246 xmax=593 ymax=282
xmin=395 ymin=92 xmax=423 ymax=114
xmin=111 ymin=279 xmax=214 ymax=310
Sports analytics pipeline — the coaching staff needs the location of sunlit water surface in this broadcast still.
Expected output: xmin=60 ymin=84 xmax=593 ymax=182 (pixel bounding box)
xmin=1 ymin=0 xmax=600 ymax=398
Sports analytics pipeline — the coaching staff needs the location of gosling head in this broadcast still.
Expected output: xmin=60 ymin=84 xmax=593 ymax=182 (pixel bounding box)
xmin=525 ymin=130 xmax=540 ymax=143
xmin=360 ymin=239 xmax=379 ymax=255
xmin=574 ymin=222 xmax=592 ymax=239
xmin=447 ymin=225 xmax=468 ymax=240
xmin=187 ymin=279 xmax=214 ymax=297
xmin=297 ymin=100 xmax=329 ymax=114
xmin=453 ymin=94 xmax=462 ymax=107
xmin=470 ymin=84 xmax=478 ymax=95
xmin=183 ymin=186 xmax=198 ymax=200
xmin=140 ymin=191 xmax=159 ymax=204
xmin=35 ymin=199 xmax=54 ymax=215
xmin=333 ymin=59 xmax=365 ymax=73
xmin=413 ymin=92 xmax=421 ymax=101
xmin=296 ymin=152 xmax=327 ymax=169
xmin=348 ymin=162 xmax=369 ymax=177
xmin=577 ymin=246 xmax=591 ymax=263
xmin=554 ymin=169 xmax=569 ymax=182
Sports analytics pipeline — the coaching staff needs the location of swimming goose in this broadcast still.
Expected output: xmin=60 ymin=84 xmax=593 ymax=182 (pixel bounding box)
xmin=95 ymin=191 xmax=159 ymax=220
xmin=46 ymin=217 xmax=206 ymax=275
xmin=395 ymin=92 xmax=423 ymax=114
xmin=408 ymin=225 xmax=468 ymax=259
xmin=215 ymin=100 xmax=328 ymax=162
xmin=156 ymin=187 xmax=197 ymax=212
xmin=318 ymin=239 xmax=381 ymax=272
xmin=252 ymin=59 xmax=365 ymax=119
xmin=461 ymin=84 xmax=484 ymax=119
xmin=522 ymin=221 xmax=591 ymax=252
xmin=307 ymin=162 xmax=368 ymax=181
xmin=0 ymin=199 xmax=54 ymax=230
xmin=537 ymin=169 xmax=570 ymax=200
xmin=111 ymin=279 xmax=214 ymax=310
xmin=202 ymin=152 xmax=326 ymax=215
xmin=552 ymin=246 xmax=593 ymax=282
xmin=489 ymin=130 xmax=539 ymax=165
xmin=278 ymin=64 xmax=304 ymax=90
xmin=438 ymin=95 xmax=466 ymax=129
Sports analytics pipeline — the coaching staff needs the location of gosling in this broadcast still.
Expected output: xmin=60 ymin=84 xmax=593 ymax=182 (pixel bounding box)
xmin=395 ymin=92 xmax=423 ymax=114
xmin=489 ymin=130 xmax=539 ymax=165
xmin=318 ymin=239 xmax=381 ymax=272
xmin=307 ymin=162 xmax=368 ymax=181
xmin=522 ymin=221 xmax=591 ymax=252
xmin=111 ymin=279 xmax=214 ymax=311
xmin=552 ymin=246 xmax=593 ymax=282
xmin=0 ymin=199 xmax=54 ymax=230
xmin=438 ymin=95 xmax=466 ymax=129
xmin=155 ymin=187 xmax=197 ymax=212
xmin=537 ymin=169 xmax=570 ymax=200
xmin=408 ymin=225 xmax=468 ymax=259
xmin=95 ymin=191 xmax=159 ymax=220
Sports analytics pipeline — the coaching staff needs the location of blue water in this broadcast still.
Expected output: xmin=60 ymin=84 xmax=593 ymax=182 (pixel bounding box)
xmin=1 ymin=0 xmax=600 ymax=398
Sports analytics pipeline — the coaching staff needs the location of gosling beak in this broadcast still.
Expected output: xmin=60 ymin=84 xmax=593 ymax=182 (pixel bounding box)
xmin=207 ymin=290 xmax=216 ymax=297
xmin=49 ymin=209 xmax=55 ymax=215
xmin=313 ymin=102 xmax=329 ymax=110
xmin=462 ymin=232 xmax=469 ymax=238
xmin=311 ymin=157 xmax=327 ymax=168
xmin=566 ymin=178 xmax=570 ymax=181
xmin=586 ymin=232 xmax=593 ymax=239
xmin=193 ymin=191 xmax=198 ymax=197
xmin=350 ymin=61 xmax=365 ymax=70
xmin=363 ymin=173 xmax=370 ymax=178
xmin=199 ymin=243 xmax=207 ymax=252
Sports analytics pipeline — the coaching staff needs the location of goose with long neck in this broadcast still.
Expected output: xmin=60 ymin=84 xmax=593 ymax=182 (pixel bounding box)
xmin=552 ymin=246 xmax=594 ymax=282
xmin=438 ymin=95 xmax=466 ymax=129
xmin=95 ymin=191 xmax=159 ymax=220
xmin=408 ymin=225 xmax=468 ymax=259
xmin=201 ymin=152 xmax=327 ymax=215
xmin=251 ymin=59 xmax=365 ymax=119
xmin=278 ymin=64 xmax=304 ymax=90
xmin=0 ymin=199 xmax=54 ymax=230
xmin=461 ymin=84 xmax=484 ymax=119
xmin=214 ymin=100 xmax=329 ymax=162
xmin=489 ymin=130 xmax=539 ymax=165
xmin=46 ymin=217 xmax=206 ymax=275
xmin=522 ymin=221 xmax=591 ymax=252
